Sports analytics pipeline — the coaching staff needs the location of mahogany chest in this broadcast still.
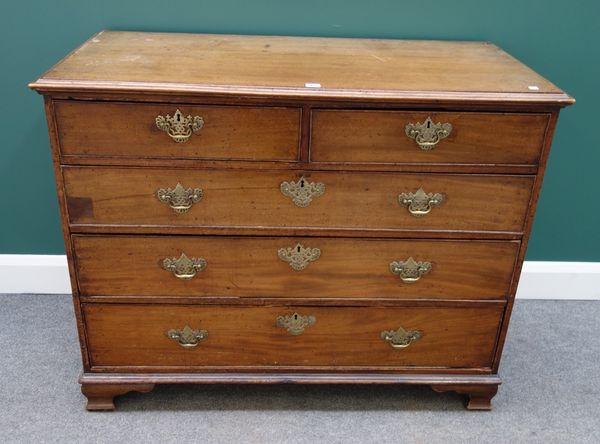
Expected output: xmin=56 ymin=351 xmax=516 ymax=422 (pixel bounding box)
xmin=30 ymin=31 xmax=573 ymax=410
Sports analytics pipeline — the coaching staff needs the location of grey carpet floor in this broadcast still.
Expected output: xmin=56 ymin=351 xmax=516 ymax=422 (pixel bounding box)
xmin=0 ymin=295 xmax=598 ymax=444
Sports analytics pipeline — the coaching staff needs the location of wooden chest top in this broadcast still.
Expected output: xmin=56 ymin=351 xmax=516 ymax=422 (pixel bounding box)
xmin=30 ymin=31 xmax=573 ymax=105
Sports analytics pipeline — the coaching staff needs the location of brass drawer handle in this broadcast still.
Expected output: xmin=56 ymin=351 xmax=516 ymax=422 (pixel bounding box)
xmin=167 ymin=325 xmax=208 ymax=348
xmin=390 ymin=257 xmax=432 ymax=283
xmin=278 ymin=243 xmax=321 ymax=271
xmin=280 ymin=175 xmax=325 ymax=207
xmin=277 ymin=312 xmax=316 ymax=335
xmin=161 ymin=253 xmax=207 ymax=280
xmin=405 ymin=116 xmax=452 ymax=150
xmin=157 ymin=183 xmax=203 ymax=213
xmin=155 ymin=109 xmax=204 ymax=143
xmin=381 ymin=327 xmax=422 ymax=348
xmin=398 ymin=187 xmax=443 ymax=217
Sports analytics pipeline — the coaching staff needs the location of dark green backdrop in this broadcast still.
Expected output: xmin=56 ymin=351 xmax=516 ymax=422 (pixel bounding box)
xmin=1 ymin=0 xmax=597 ymax=260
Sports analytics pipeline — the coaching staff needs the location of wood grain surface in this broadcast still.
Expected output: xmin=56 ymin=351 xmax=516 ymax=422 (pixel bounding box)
xmin=311 ymin=110 xmax=548 ymax=165
xmin=83 ymin=303 xmax=504 ymax=368
xmin=30 ymin=31 xmax=573 ymax=106
xmin=63 ymin=167 xmax=534 ymax=233
xmin=73 ymin=235 xmax=519 ymax=299
xmin=55 ymin=100 xmax=300 ymax=161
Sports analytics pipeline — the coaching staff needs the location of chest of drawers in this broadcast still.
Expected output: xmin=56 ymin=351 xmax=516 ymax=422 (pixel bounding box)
xmin=30 ymin=31 xmax=573 ymax=411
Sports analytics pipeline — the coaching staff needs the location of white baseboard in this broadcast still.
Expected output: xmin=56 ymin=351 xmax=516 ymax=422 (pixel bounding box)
xmin=0 ymin=255 xmax=598 ymax=300
xmin=0 ymin=255 xmax=72 ymax=294
xmin=515 ymin=261 xmax=600 ymax=300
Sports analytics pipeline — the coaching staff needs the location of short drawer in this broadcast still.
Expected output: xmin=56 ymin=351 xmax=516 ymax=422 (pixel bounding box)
xmin=73 ymin=235 xmax=519 ymax=299
xmin=63 ymin=167 xmax=534 ymax=234
xmin=83 ymin=303 xmax=504 ymax=369
xmin=311 ymin=110 xmax=549 ymax=166
xmin=54 ymin=101 xmax=300 ymax=161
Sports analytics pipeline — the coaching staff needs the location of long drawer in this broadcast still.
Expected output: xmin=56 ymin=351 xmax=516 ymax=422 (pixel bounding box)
xmin=63 ymin=167 xmax=534 ymax=234
xmin=73 ymin=235 xmax=518 ymax=299
xmin=83 ymin=303 xmax=504 ymax=369
xmin=54 ymin=101 xmax=301 ymax=161
xmin=311 ymin=110 xmax=549 ymax=166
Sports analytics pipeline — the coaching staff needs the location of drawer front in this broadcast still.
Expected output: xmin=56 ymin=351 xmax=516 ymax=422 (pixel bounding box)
xmin=311 ymin=110 xmax=549 ymax=165
xmin=54 ymin=101 xmax=300 ymax=161
xmin=64 ymin=167 xmax=534 ymax=233
xmin=74 ymin=236 xmax=518 ymax=299
xmin=83 ymin=303 xmax=503 ymax=369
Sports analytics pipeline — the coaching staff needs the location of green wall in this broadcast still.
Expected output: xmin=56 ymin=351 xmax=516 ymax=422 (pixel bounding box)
xmin=1 ymin=0 xmax=597 ymax=260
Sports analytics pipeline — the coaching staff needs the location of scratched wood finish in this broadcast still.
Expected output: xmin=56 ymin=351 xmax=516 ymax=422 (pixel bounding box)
xmin=311 ymin=110 xmax=549 ymax=165
xmin=73 ymin=235 xmax=519 ymax=299
xmin=29 ymin=31 xmax=575 ymax=410
xmin=63 ymin=167 xmax=534 ymax=233
xmin=30 ymin=31 xmax=573 ymax=106
xmin=83 ymin=303 xmax=504 ymax=368
xmin=54 ymin=100 xmax=300 ymax=161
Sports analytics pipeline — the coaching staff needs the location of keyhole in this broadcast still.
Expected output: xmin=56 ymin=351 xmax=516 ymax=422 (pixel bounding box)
xmin=176 ymin=114 xmax=181 ymax=122
xmin=300 ymin=179 xmax=305 ymax=188
xmin=297 ymin=245 xmax=301 ymax=252
xmin=293 ymin=314 xmax=299 ymax=320
xmin=426 ymin=120 xmax=431 ymax=128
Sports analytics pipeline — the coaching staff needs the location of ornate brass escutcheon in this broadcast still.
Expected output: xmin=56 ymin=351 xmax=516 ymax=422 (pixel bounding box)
xmin=278 ymin=243 xmax=321 ymax=271
xmin=405 ymin=116 xmax=452 ymax=150
xmin=380 ymin=326 xmax=422 ymax=348
xmin=155 ymin=109 xmax=204 ymax=143
xmin=167 ymin=325 xmax=208 ymax=348
xmin=161 ymin=253 xmax=207 ymax=280
xmin=276 ymin=312 xmax=316 ymax=335
xmin=280 ymin=175 xmax=325 ymax=207
xmin=398 ymin=187 xmax=443 ymax=217
xmin=389 ymin=257 xmax=432 ymax=283
xmin=156 ymin=183 xmax=203 ymax=213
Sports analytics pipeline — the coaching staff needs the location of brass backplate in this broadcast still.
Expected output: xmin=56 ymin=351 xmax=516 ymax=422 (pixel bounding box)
xmin=398 ymin=187 xmax=443 ymax=217
xmin=155 ymin=109 xmax=204 ymax=143
xmin=161 ymin=253 xmax=207 ymax=280
xmin=389 ymin=257 xmax=432 ymax=283
xmin=405 ymin=116 xmax=452 ymax=150
xmin=156 ymin=183 xmax=203 ymax=213
xmin=276 ymin=312 xmax=316 ymax=335
xmin=280 ymin=176 xmax=325 ymax=207
xmin=167 ymin=325 xmax=208 ymax=348
xmin=278 ymin=243 xmax=321 ymax=271
xmin=380 ymin=326 xmax=422 ymax=348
